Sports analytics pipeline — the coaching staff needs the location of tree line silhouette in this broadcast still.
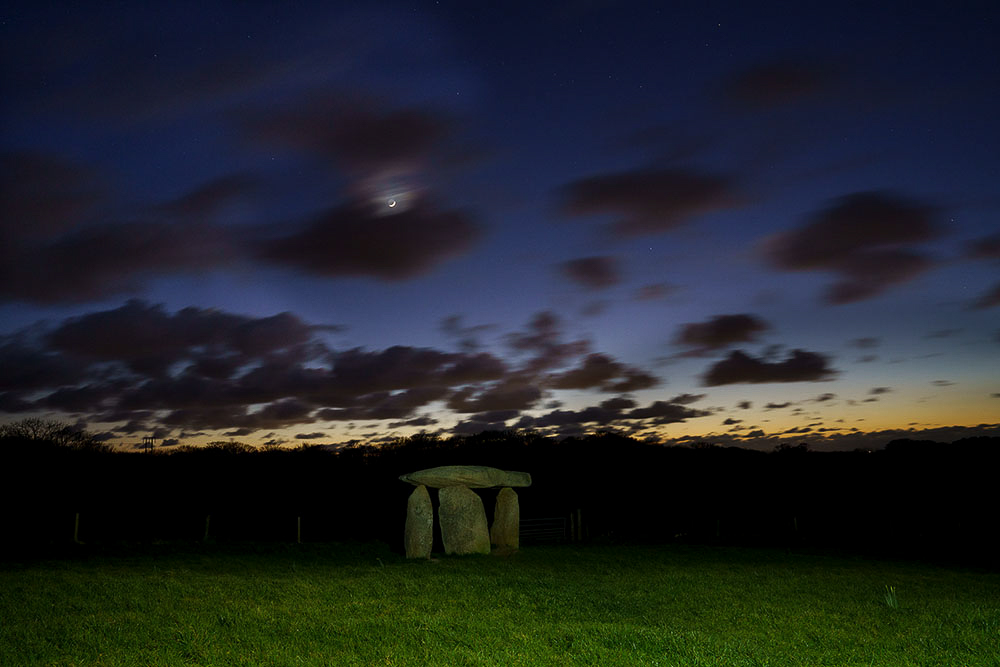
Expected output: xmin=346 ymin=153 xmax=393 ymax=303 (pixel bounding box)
xmin=2 ymin=419 xmax=997 ymax=565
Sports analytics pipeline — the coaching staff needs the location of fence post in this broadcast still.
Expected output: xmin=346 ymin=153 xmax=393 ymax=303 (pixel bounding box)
xmin=203 ymin=514 xmax=211 ymax=542
xmin=297 ymin=516 xmax=302 ymax=544
xmin=73 ymin=512 xmax=84 ymax=544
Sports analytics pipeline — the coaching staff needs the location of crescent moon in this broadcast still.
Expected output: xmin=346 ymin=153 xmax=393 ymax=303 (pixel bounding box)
xmin=387 ymin=198 xmax=397 ymax=208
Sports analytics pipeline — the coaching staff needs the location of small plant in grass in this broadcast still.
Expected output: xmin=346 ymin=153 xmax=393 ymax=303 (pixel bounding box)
xmin=884 ymin=585 xmax=899 ymax=609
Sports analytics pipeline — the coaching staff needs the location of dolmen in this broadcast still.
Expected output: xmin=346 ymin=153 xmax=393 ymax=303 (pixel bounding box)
xmin=399 ymin=465 xmax=531 ymax=558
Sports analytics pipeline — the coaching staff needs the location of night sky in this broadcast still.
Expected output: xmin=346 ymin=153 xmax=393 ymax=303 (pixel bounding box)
xmin=2 ymin=1 xmax=998 ymax=451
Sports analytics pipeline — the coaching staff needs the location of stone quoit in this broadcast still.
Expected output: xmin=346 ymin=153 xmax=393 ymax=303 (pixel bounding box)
xmin=399 ymin=465 xmax=531 ymax=557
xmin=398 ymin=465 xmax=531 ymax=489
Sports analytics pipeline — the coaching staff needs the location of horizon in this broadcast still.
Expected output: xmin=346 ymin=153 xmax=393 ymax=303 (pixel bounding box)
xmin=2 ymin=2 xmax=998 ymax=452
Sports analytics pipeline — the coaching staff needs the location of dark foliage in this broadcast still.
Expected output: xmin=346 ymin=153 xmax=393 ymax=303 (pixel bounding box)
xmin=2 ymin=422 xmax=998 ymax=566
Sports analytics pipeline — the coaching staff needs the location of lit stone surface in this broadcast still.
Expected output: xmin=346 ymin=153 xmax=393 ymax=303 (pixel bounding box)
xmin=403 ymin=484 xmax=433 ymax=559
xmin=490 ymin=487 xmax=520 ymax=551
xmin=399 ymin=465 xmax=531 ymax=489
xmin=438 ymin=485 xmax=490 ymax=555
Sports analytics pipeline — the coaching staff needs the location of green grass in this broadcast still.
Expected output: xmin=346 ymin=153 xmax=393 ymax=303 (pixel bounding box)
xmin=2 ymin=543 xmax=998 ymax=666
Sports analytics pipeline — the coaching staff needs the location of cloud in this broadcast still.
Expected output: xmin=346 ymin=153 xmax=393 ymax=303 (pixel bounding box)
xmin=46 ymin=299 xmax=317 ymax=376
xmin=849 ymin=337 xmax=880 ymax=349
xmin=447 ymin=380 xmax=543 ymax=414
xmin=547 ymin=353 xmax=626 ymax=390
xmin=869 ymin=386 xmax=892 ymax=395
xmin=505 ymin=311 xmax=590 ymax=371
xmin=439 ymin=315 xmax=496 ymax=351
xmin=258 ymin=198 xmax=480 ymax=281
xmin=1 ymin=218 xmax=236 ymax=304
xmin=972 ymin=282 xmax=1000 ymax=309
xmin=737 ymin=401 xmax=752 ymax=409
xmin=156 ymin=173 xmax=259 ymax=219
xmin=673 ymin=314 xmax=771 ymax=354
xmin=547 ymin=353 xmax=661 ymax=393
xmin=560 ymin=167 xmax=741 ymax=237
xmin=0 ymin=301 xmax=522 ymax=435
xmin=0 ymin=161 xmax=253 ymax=304
xmin=635 ymin=283 xmax=677 ymax=301
xmin=559 ymin=256 xmax=621 ymax=289
xmin=965 ymin=233 xmax=1000 ymax=260
xmin=722 ymin=59 xmax=834 ymax=109
xmin=763 ymin=191 xmax=941 ymax=304
xmin=517 ymin=396 xmax=710 ymax=432
xmin=669 ymin=393 xmax=706 ymax=405
xmin=0 ymin=151 xmax=105 ymax=241
xmin=924 ymin=329 xmax=961 ymax=339
xmin=813 ymin=393 xmax=837 ymax=402
xmin=388 ymin=415 xmax=438 ymax=428
xmin=626 ymin=400 xmax=711 ymax=423
xmin=703 ymin=349 xmax=837 ymax=386
xmin=246 ymin=97 xmax=453 ymax=172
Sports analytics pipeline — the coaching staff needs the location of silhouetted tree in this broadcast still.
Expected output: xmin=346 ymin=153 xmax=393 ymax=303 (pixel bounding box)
xmin=0 ymin=417 xmax=107 ymax=450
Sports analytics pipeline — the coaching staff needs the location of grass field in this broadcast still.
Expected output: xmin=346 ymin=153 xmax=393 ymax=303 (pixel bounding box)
xmin=2 ymin=542 xmax=998 ymax=666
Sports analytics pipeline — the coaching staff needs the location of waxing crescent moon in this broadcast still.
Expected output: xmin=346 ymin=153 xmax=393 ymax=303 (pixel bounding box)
xmin=387 ymin=198 xmax=397 ymax=208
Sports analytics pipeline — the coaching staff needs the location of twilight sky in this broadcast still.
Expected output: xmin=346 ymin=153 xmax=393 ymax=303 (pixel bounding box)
xmin=2 ymin=1 xmax=998 ymax=450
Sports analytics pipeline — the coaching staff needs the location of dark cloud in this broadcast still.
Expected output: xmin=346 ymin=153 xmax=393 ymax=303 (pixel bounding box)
xmin=0 ymin=338 xmax=89 ymax=392
xmin=0 ymin=158 xmax=257 ymax=304
xmin=600 ymin=396 xmax=637 ymax=410
xmin=764 ymin=402 xmax=792 ymax=410
xmin=674 ymin=314 xmax=771 ymax=354
xmin=439 ymin=315 xmax=496 ymax=351
xmin=607 ymin=369 xmax=660 ymax=392
xmin=965 ymin=233 xmax=1000 ymax=260
xmin=869 ymin=387 xmax=892 ymax=395
xmin=258 ymin=198 xmax=481 ymax=281
xmin=518 ymin=396 xmax=709 ymax=432
xmin=388 ymin=415 xmax=438 ymax=428
xmin=0 ymin=301 xmax=522 ymax=436
xmin=925 ymin=329 xmax=963 ymax=340
xmin=931 ymin=380 xmax=955 ymax=387
xmin=703 ymin=349 xmax=837 ymax=386
xmin=246 ymin=98 xmax=452 ymax=171
xmin=813 ymin=393 xmax=837 ymax=402
xmin=635 ymin=283 xmax=677 ymax=301
xmin=547 ymin=353 xmax=660 ymax=393
xmin=668 ymin=393 xmax=706 ymax=405
xmin=1 ymin=218 xmax=236 ymax=304
xmin=560 ymin=167 xmax=741 ymax=237
xmin=722 ymin=59 xmax=834 ymax=109
xmin=0 ymin=151 xmax=105 ymax=241
xmin=737 ymin=401 xmax=752 ymax=409
xmin=506 ymin=311 xmax=590 ymax=371
xmin=625 ymin=400 xmax=711 ymax=424
xmin=849 ymin=337 xmax=880 ymax=349
xmin=548 ymin=353 xmax=624 ymax=390
xmin=763 ymin=191 xmax=941 ymax=304
xmin=47 ymin=300 xmax=316 ymax=376
xmin=559 ymin=256 xmax=621 ymax=290
xmin=157 ymin=173 xmax=259 ymax=219
xmin=972 ymin=282 xmax=1000 ymax=309
xmin=295 ymin=432 xmax=328 ymax=440
xmin=163 ymin=398 xmax=316 ymax=432
xmin=447 ymin=380 xmax=543 ymax=414
xmin=723 ymin=417 xmax=742 ymax=425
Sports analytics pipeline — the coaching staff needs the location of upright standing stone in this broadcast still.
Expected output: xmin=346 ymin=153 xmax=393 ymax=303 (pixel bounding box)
xmin=438 ymin=486 xmax=490 ymax=555
xmin=404 ymin=484 xmax=433 ymax=559
xmin=490 ymin=487 xmax=519 ymax=552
